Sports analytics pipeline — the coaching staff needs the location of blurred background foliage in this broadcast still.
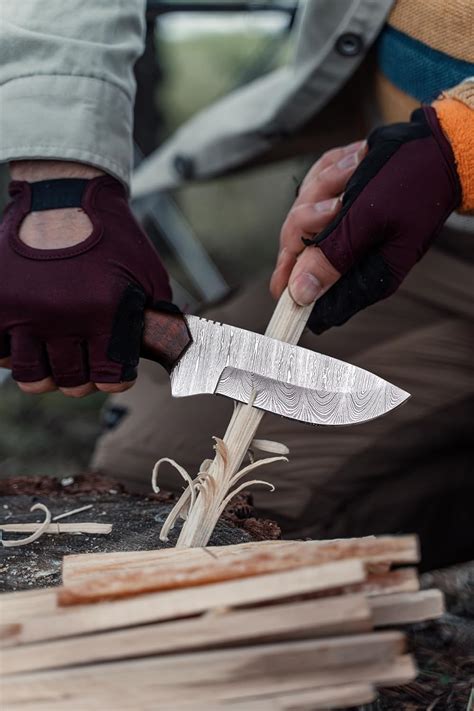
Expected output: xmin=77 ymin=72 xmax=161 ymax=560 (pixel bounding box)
xmin=0 ymin=13 xmax=308 ymax=478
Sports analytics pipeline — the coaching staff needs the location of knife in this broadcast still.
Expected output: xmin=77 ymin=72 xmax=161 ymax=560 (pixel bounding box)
xmin=141 ymin=302 xmax=409 ymax=427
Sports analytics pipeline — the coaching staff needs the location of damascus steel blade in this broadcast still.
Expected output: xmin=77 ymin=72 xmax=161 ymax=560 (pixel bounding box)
xmin=170 ymin=316 xmax=410 ymax=426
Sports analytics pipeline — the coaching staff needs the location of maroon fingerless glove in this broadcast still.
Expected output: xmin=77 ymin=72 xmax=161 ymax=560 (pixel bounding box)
xmin=0 ymin=175 xmax=172 ymax=386
xmin=305 ymin=107 xmax=462 ymax=333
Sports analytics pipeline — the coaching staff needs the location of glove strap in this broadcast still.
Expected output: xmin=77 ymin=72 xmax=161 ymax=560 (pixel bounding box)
xmin=30 ymin=179 xmax=89 ymax=212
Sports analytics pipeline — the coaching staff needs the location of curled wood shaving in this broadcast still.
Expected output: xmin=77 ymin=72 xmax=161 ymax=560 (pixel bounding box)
xmin=251 ymin=439 xmax=290 ymax=455
xmin=0 ymin=503 xmax=51 ymax=548
xmin=153 ymin=438 xmax=287 ymax=542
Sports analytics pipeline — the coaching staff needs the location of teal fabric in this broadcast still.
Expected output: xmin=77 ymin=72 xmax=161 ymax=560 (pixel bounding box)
xmin=377 ymin=26 xmax=474 ymax=102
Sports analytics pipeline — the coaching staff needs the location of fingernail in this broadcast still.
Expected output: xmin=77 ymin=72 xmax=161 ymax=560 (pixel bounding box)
xmin=275 ymin=247 xmax=288 ymax=267
xmin=314 ymin=197 xmax=339 ymax=213
xmin=290 ymin=273 xmax=322 ymax=305
xmin=343 ymin=140 xmax=365 ymax=153
xmin=337 ymin=152 xmax=359 ymax=170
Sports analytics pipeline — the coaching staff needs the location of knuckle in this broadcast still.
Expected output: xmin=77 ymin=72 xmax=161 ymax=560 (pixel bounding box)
xmin=17 ymin=381 xmax=48 ymax=394
xmin=95 ymin=382 xmax=130 ymax=394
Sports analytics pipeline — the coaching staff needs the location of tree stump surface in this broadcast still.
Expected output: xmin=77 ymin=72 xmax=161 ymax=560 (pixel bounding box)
xmin=0 ymin=473 xmax=266 ymax=593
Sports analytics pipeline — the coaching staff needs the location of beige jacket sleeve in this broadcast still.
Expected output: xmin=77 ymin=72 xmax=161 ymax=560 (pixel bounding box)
xmin=0 ymin=0 xmax=146 ymax=188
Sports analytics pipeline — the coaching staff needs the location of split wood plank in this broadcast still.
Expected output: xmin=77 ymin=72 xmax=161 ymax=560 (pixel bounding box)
xmin=370 ymin=589 xmax=444 ymax=627
xmin=61 ymin=539 xmax=290 ymax=581
xmin=9 ymin=683 xmax=376 ymax=711
xmin=173 ymin=683 xmax=376 ymax=710
xmin=339 ymin=567 xmax=419 ymax=597
xmin=61 ymin=535 xmax=418 ymax=585
xmin=0 ymin=588 xmax=57 ymax=623
xmin=0 ymin=522 xmax=111 ymax=535
xmin=0 ymin=593 xmax=371 ymax=674
xmin=59 ymin=535 xmax=418 ymax=605
xmin=0 ymin=633 xmax=407 ymax=706
xmin=7 ymin=559 xmax=366 ymax=645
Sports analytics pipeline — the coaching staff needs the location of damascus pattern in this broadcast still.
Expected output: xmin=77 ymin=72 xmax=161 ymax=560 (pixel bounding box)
xmin=170 ymin=316 xmax=410 ymax=426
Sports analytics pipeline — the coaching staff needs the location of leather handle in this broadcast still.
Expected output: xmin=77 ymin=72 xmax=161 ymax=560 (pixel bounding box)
xmin=141 ymin=309 xmax=192 ymax=372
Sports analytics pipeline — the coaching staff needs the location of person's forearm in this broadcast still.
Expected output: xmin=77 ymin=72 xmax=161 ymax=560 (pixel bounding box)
xmin=0 ymin=1 xmax=147 ymax=189
xmin=10 ymin=160 xmax=104 ymax=182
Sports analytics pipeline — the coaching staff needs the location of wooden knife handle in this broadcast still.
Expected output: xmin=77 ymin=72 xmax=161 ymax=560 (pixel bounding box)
xmin=141 ymin=309 xmax=192 ymax=372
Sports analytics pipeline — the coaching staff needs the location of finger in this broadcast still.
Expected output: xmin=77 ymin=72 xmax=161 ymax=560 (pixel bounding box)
xmin=88 ymin=334 xmax=134 ymax=384
xmin=60 ymin=383 xmax=97 ymax=398
xmin=17 ymin=377 xmax=58 ymax=394
xmin=308 ymin=252 xmax=394 ymax=334
xmin=298 ymin=142 xmax=366 ymax=200
xmin=94 ymin=380 xmax=136 ymax=394
xmin=270 ymin=247 xmax=299 ymax=299
xmin=288 ymin=247 xmax=341 ymax=307
xmin=300 ymin=150 xmax=366 ymax=207
xmin=0 ymin=357 xmax=12 ymax=369
xmin=271 ymin=198 xmax=342 ymax=299
xmin=279 ymin=148 xmax=365 ymax=257
xmin=0 ymin=333 xmax=10 ymax=360
xmin=46 ymin=338 xmax=89 ymax=388
xmin=283 ymin=198 xmax=342 ymax=251
xmin=10 ymin=332 xmax=50 ymax=383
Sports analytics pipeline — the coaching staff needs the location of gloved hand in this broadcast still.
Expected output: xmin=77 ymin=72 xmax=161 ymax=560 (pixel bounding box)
xmin=0 ymin=174 xmax=172 ymax=396
xmin=271 ymin=107 xmax=461 ymax=332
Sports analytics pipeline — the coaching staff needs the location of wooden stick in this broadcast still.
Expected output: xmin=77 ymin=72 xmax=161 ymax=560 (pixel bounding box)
xmin=52 ymin=504 xmax=93 ymax=521
xmin=169 ymin=684 xmax=376 ymax=711
xmin=176 ymin=289 xmax=313 ymax=548
xmin=163 ymin=684 xmax=376 ymax=711
xmin=0 ymin=589 xmax=57 ymax=623
xmin=0 ymin=594 xmax=371 ymax=674
xmin=61 ymin=536 xmax=418 ymax=586
xmin=370 ymin=589 xmax=444 ymax=627
xmin=11 ymin=559 xmax=366 ymax=645
xmin=58 ymin=536 xmax=418 ymax=606
xmin=12 ymin=684 xmax=377 ymax=711
xmin=0 ymin=634 xmax=407 ymax=705
xmin=0 ymin=523 xmax=111 ymax=535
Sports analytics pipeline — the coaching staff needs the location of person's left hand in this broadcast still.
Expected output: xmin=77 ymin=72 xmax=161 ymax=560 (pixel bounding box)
xmin=270 ymin=139 xmax=367 ymax=303
xmin=271 ymin=107 xmax=462 ymax=333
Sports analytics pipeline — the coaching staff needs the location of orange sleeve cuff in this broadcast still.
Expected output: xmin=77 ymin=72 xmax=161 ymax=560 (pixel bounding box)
xmin=433 ymin=96 xmax=474 ymax=213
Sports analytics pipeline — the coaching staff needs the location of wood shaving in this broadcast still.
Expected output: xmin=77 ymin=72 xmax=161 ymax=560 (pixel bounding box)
xmin=1 ymin=503 xmax=51 ymax=548
xmin=153 ymin=438 xmax=287 ymax=542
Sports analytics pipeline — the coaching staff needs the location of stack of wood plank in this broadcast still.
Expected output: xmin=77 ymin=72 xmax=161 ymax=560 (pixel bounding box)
xmin=0 ymin=535 xmax=444 ymax=710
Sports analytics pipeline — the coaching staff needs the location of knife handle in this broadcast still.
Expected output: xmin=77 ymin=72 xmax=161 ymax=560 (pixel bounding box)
xmin=141 ymin=309 xmax=192 ymax=372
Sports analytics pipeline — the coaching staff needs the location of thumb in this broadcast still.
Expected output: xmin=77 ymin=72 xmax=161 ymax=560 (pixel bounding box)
xmin=288 ymin=247 xmax=340 ymax=306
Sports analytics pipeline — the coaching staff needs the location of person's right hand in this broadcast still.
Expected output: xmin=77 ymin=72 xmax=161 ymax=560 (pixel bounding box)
xmin=0 ymin=170 xmax=172 ymax=397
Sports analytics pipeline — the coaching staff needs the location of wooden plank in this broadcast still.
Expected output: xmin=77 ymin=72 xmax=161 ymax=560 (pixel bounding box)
xmin=61 ymin=536 xmax=418 ymax=586
xmin=0 ymin=634 xmax=407 ymax=706
xmin=370 ymin=589 xmax=444 ymax=627
xmin=11 ymin=683 xmax=376 ymax=711
xmin=0 ymin=588 xmax=57 ymax=623
xmin=58 ymin=536 xmax=418 ymax=606
xmin=174 ymin=684 xmax=376 ymax=710
xmin=0 ymin=522 xmax=111 ymax=535
xmin=9 ymin=559 xmax=366 ymax=645
xmin=340 ymin=567 xmax=420 ymax=597
xmin=0 ymin=594 xmax=371 ymax=674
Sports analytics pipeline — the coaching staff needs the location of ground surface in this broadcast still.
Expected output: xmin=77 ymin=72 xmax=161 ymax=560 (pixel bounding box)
xmin=1 ymin=475 xmax=472 ymax=710
xmin=0 ymin=473 xmax=279 ymax=591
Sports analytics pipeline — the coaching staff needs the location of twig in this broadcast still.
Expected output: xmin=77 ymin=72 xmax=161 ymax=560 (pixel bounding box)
xmin=53 ymin=504 xmax=93 ymax=522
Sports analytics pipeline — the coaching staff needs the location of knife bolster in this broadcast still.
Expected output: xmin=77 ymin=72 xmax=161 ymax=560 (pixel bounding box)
xmin=142 ymin=309 xmax=192 ymax=373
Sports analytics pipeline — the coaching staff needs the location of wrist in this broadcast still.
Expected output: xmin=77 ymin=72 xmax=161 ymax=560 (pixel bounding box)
xmin=10 ymin=160 xmax=105 ymax=182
